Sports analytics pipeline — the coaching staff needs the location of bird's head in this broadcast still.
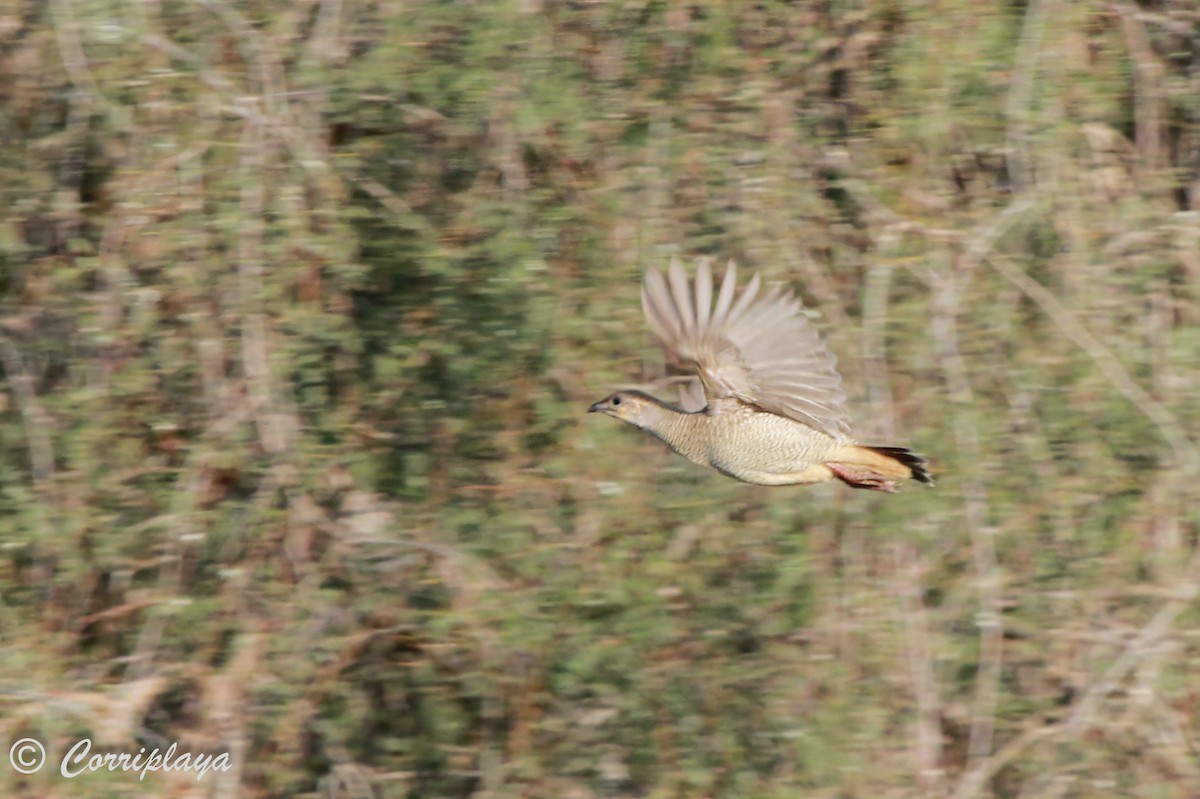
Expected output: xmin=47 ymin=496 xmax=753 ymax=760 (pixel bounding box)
xmin=587 ymin=390 xmax=663 ymax=428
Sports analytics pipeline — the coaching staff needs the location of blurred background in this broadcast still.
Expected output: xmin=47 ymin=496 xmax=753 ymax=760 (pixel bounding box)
xmin=2 ymin=1 xmax=1199 ymax=797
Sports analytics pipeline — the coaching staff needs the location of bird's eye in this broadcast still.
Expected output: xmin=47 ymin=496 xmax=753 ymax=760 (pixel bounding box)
xmin=611 ymin=396 xmax=622 ymax=406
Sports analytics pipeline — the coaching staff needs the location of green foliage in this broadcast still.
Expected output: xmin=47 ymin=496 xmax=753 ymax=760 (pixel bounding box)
xmin=2 ymin=1 xmax=1200 ymax=798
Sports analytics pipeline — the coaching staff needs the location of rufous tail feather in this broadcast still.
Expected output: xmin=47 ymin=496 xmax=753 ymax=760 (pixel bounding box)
xmin=828 ymin=445 xmax=934 ymax=491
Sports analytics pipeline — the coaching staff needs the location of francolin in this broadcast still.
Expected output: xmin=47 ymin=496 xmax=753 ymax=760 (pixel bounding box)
xmin=589 ymin=259 xmax=933 ymax=493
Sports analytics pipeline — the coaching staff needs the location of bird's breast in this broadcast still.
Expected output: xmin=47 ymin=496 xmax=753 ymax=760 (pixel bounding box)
xmin=702 ymin=409 xmax=841 ymax=477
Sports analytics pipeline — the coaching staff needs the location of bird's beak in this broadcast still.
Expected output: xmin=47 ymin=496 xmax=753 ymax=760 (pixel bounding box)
xmin=587 ymin=399 xmax=607 ymax=414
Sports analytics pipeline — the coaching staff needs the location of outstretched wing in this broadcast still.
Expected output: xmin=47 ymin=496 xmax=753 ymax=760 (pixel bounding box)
xmin=676 ymin=376 xmax=708 ymax=413
xmin=641 ymin=258 xmax=851 ymax=438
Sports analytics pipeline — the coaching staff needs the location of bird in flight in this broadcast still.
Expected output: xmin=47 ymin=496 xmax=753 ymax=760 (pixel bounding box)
xmin=589 ymin=259 xmax=933 ymax=493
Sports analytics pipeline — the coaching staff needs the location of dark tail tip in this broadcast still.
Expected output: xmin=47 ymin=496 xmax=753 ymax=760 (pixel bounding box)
xmin=866 ymin=446 xmax=935 ymax=486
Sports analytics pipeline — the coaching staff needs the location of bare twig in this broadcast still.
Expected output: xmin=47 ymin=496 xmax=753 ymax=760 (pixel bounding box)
xmin=953 ymin=559 xmax=1200 ymax=797
xmin=138 ymin=33 xmax=344 ymax=210
xmin=954 ymin=194 xmax=1039 ymax=289
xmin=195 ymin=0 xmax=288 ymax=118
xmin=1062 ymin=550 xmax=1200 ymax=736
xmin=0 ymin=336 xmax=54 ymax=482
xmin=893 ymin=542 xmax=944 ymax=792
xmin=984 ymin=255 xmax=1200 ymax=474
xmin=49 ymin=0 xmax=107 ymax=108
xmin=860 ymin=261 xmax=896 ymax=440
xmin=930 ymin=255 xmax=1003 ymax=771
xmin=236 ymin=118 xmax=290 ymax=456
xmin=915 ymin=198 xmax=1039 ymax=778
xmin=309 ymin=0 xmax=346 ymax=62
xmin=953 ymin=721 xmax=1055 ymax=799
xmin=1111 ymin=2 xmax=1167 ymax=175
xmin=952 ymin=231 xmax=1200 ymax=798
xmin=1005 ymin=0 xmax=1055 ymax=192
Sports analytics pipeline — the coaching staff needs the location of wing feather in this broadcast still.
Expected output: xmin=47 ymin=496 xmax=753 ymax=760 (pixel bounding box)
xmin=642 ymin=268 xmax=679 ymax=342
xmin=639 ymin=259 xmax=851 ymax=438
xmin=710 ymin=260 xmax=738 ymax=330
xmin=725 ymin=272 xmax=761 ymax=327
xmin=694 ymin=259 xmax=713 ymax=332
xmin=677 ymin=377 xmax=708 ymax=412
xmin=667 ymin=259 xmax=695 ymax=340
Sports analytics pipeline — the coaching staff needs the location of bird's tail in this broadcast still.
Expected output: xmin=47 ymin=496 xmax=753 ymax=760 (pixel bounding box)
xmin=827 ymin=445 xmax=934 ymax=492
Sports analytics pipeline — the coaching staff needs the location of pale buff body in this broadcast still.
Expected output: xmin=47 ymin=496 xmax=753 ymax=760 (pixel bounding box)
xmin=637 ymin=398 xmax=840 ymax=485
xmin=589 ymin=259 xmax=932 ymax=492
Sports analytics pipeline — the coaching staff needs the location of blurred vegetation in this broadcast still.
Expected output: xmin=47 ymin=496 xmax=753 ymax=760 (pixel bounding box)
xmin=2 ymin=1 xmax=1200 ymax=797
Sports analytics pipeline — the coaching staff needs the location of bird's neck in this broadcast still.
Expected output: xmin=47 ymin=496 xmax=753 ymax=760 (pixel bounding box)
xmin=637 ymin=399 xmax=708 ymax=463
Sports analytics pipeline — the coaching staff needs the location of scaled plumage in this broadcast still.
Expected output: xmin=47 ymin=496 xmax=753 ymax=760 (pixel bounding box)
xmin=589 ymin=259 xmax=933 ymax=492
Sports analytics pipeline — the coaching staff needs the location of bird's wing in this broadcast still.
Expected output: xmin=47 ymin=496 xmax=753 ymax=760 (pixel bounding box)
xmin=641 ymin=258 xmax=851 ymax=438
xmin=676 ymin=377 xmax=708 ymax=413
